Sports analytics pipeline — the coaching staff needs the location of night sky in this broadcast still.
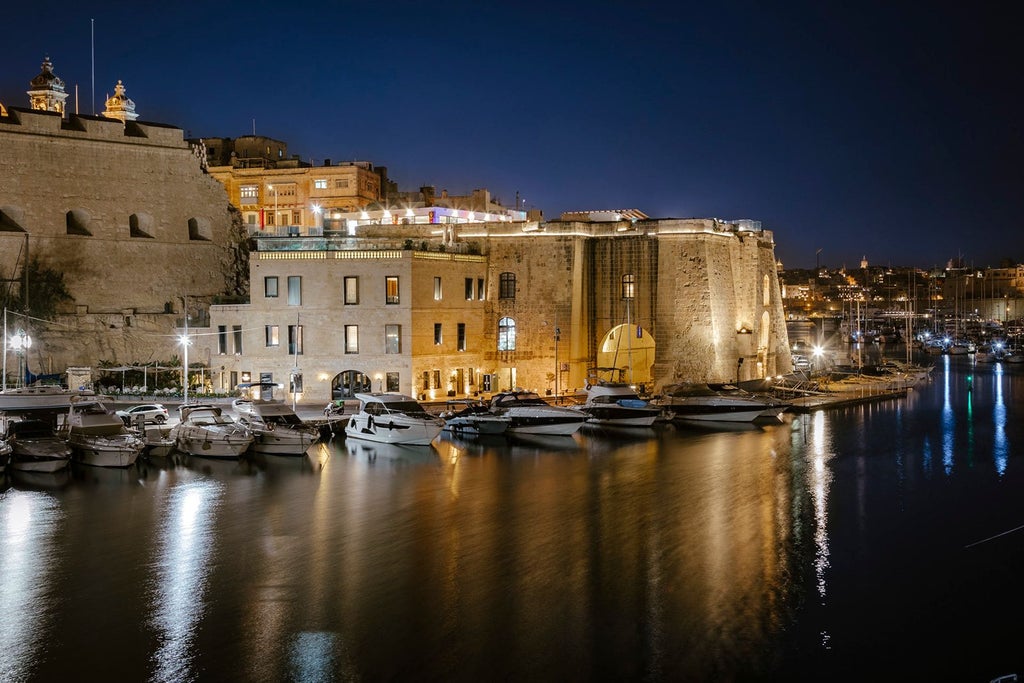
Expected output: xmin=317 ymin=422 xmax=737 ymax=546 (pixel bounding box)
xmin=3 ymin=1 xmax=1019 ymax=269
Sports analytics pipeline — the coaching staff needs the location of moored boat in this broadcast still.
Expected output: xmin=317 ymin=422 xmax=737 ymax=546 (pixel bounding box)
xmin=0 ymin=383 xmax=76 ymax=412
xmin=574 ymin=381 xmax=662 ymax=427
xmin=654 ymin=383 xmax=784 ymax=423
xmin=488 ymin=390 xmax=587 ymax=436
xmin=235 ymin=400 xmax=320 ymax=455
xmin=345 ymin=393 xmax=444 ymax=446
xmin=440 ymin=399 xmax=511 ymax=436
xmin=4 ymin=418 xmax=72 ymax=472
xmin=62 ymin=396 xmax=144 ymax=467
xmin=171 ymin=404 xmax=254 ymax=458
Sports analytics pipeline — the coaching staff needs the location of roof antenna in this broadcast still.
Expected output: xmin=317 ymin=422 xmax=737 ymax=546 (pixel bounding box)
xmin=91 ymin=18 xmax=95 ymax=115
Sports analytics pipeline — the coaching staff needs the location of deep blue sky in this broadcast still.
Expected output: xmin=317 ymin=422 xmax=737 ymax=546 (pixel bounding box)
xmin=3 ymin=1 xmax=1019 ymax=269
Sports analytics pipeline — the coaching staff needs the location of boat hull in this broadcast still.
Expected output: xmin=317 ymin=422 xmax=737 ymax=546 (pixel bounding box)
xmin=504 ymin=414 xmax=586 ymax=435
xmin=174 ymin=428 xmax=253 ymax=458
xmin=345 ymin=415 xmax=442 ymax=446
xmin=10 ymin=450 xmax=71 ymax=472
xmin=248 ymin=429 xmax=319 ymax=455
xmin=68 ymin=432 xmax=144 ymax=467
xmin=577 ymin=405 xmax=661 ymax=427
xmin=443 ymin=415 xmax=510 ymax=436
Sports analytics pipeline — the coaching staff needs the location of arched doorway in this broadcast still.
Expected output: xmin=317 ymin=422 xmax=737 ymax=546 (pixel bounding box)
xmin=596 ymin=324 xmax=655 ymax=386
xmin=331 ymin=370 xmax=371 ymax=399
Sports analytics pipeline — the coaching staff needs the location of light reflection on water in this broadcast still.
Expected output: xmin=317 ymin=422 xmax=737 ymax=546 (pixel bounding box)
xmin=2 ymin=357 xmax=1023 ymax=680
xmin=0 ymin=490 xmax=64 ymax=683
xmin=149 ymin=478 xmax=224 ymax=683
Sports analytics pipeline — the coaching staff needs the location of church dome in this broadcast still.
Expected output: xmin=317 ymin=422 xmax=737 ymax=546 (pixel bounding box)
xmin=29 ymin=57 xmax=65 ymax=90
xmin=102 ymin=80 xmax=139 ymax=123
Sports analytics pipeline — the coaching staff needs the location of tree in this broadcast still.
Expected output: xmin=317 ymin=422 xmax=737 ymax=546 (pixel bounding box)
xmin=9 ymin=257 xmax=72 ymax=319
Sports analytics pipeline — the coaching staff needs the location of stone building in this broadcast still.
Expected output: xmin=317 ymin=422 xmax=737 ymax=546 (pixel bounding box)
xmin=207 ymin=215 xmax=790 ymax=403
xmin=0 ymin=61 xmax=244 ymax=383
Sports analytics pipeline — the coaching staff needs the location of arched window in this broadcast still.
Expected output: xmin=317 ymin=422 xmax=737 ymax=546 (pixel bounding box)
xmin=499 ymin=272 xmax=516 ymax=300
xmin=498 ymin=317 xmax=516 ymax=351
xmin=622 ymin=273 xmax=635 ymax=300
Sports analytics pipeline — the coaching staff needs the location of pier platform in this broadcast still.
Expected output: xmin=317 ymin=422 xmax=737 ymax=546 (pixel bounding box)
xmin=787 ymin=388 xmax=907 ymax=413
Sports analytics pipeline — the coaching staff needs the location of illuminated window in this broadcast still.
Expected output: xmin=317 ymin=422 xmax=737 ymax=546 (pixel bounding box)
xmin=386 ymin=276 xmax=399 ymax=304
xmin=498 ymin=317 xmax=516 ymax=351
xmin=386 ymin=372 xmax=400 ymax=392
xmin=314 ymin=179 xmax=328 ymax=189
xmin=344 ymin=276 xmax=359 ymax=305
xmin=622 ymin=273 xmax=635 ymax=300
xmin=499 ymin=272 xmax=516 ymax=299
xmin=265 ymin=325 xmax=279 ymax=347
xmin=345 ymin=325 xmax=358 ymax=354
xmin=434 ymin=276 xmax=443 ymax=300
xmin=240 ymin=185 xmax=258 ymax=201
xmin=385 ymin=324 xmax=401 ymax=354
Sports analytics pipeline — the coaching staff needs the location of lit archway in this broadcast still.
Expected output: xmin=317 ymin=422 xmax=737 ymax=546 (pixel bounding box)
xmin=596 ymin=324 xmax=655 ymax=385
xmin=331 ymin=370 xmax=371 ymax=399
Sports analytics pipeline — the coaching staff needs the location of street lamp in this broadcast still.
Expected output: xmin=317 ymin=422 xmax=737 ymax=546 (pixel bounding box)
xmin=312 ymin=203 xmax=322 ymax=232
xmin=9 ymin=328 xmax=31 ymax=388
xmin=179 ymin=332 xmax=191 ymax=405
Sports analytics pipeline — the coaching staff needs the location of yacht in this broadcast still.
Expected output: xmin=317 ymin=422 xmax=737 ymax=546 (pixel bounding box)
xmin=62 ymin=397 xmax=144 ymax=467
xmin=440 ymin=399 xmax=511 ymax=436
xmin=0 ymin=383 xmax=75 ymax=412
xmin=0 ymin=432 xmax=11 ymax=473
xmin=487 ymin=390 xmax=587 ymax=436
xmin=171 ymin=404 xmax=254 ymax=458
xmin=235 ymin=400 xmax=320 ymax=455
xmin=573 ymin=381 xmax=662 ymax=427
xmin=655 ymin=383 xmax=787 ymax=423
xmin=4 ymin=418 xmax=72 ymax=472
xmin=345 ymin=393 xmax=444 ymax=446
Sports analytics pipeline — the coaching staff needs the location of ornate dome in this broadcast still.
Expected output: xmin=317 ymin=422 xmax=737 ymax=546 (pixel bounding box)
xmin=102 ymin=80 xmax=139 ymax=123
xmin=29 ymin=57 xmax=65 ymax=90
xmin=27 ymin=56 xmax=68 ymax=115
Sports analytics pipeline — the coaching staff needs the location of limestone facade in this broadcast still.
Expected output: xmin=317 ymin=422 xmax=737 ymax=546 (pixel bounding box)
xmin=208 ymin=218 xmax=790 ymax=402
xmin=0 ymin=106 xmax=242 ymax=377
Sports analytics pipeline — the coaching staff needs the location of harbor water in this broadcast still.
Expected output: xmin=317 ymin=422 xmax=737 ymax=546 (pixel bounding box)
xmin=1 ymin=355 xmax=1023 ymax=681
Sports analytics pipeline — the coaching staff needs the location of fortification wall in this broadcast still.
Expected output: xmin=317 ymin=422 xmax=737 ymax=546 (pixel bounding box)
xmin=0 ymin=108 xmax=241 ymax=371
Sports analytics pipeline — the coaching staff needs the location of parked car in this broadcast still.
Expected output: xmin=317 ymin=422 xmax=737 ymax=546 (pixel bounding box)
xmin=115 ymin=403 xmax=169 ymax=425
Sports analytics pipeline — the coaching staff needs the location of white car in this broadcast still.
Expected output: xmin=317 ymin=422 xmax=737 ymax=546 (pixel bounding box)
xmin=116 ymin=403 xmax=169 ymax=425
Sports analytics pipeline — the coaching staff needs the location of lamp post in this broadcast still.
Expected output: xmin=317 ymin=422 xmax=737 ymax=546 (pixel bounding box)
xmin=179 ymin=332 xmax=190 ymax=405
xmin=10 ymin=328 xmax=31 ymax=389
xmin=312 ymin=203 xmax=322 ymax=233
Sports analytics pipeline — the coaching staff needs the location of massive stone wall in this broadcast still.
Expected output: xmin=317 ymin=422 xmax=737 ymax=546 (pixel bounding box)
xmin=0 ymin=108 xmax=241 ymax=375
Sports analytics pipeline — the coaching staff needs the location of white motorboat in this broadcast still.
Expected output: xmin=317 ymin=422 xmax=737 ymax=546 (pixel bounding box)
xmin=4 ymin=418 xmax=72 ymax=472
xmin=440 ymin=399 xmax=511 ymax=436
xmin=574 ymin=381 xmax=662 ymax=427
xmin=235 ymin=400 xmax=320 ymax=455
xmin=138 ymin=423 xmax=176 ymax=457
xmin=62 ymin=397 xmax=144 ymax=467
xmin=487 ymin=390 xmax=587 ymax=436
xmin=345 ymin=393 xmax=444 ymax=446
xmin=655 ymin=383 xmax=786 ymax=423
xmin=0 ymin=383 xmax=76 ymax=412
xmin=171 ymin=404 xmax=254 ymax=458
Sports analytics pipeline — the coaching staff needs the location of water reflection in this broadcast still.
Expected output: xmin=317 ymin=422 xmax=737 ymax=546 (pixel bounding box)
xmin=0 ymin=490 xmax=64 ymax=682
xmin=942 ymin=356 xmax=954 ymax=475
xmin=148 ymin=479 xmax=224 ymax=683
xmin=994 ymin=363 xmax=1007 ymax=476
xmin=809 ymin=411 xmax=833 ymax=606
